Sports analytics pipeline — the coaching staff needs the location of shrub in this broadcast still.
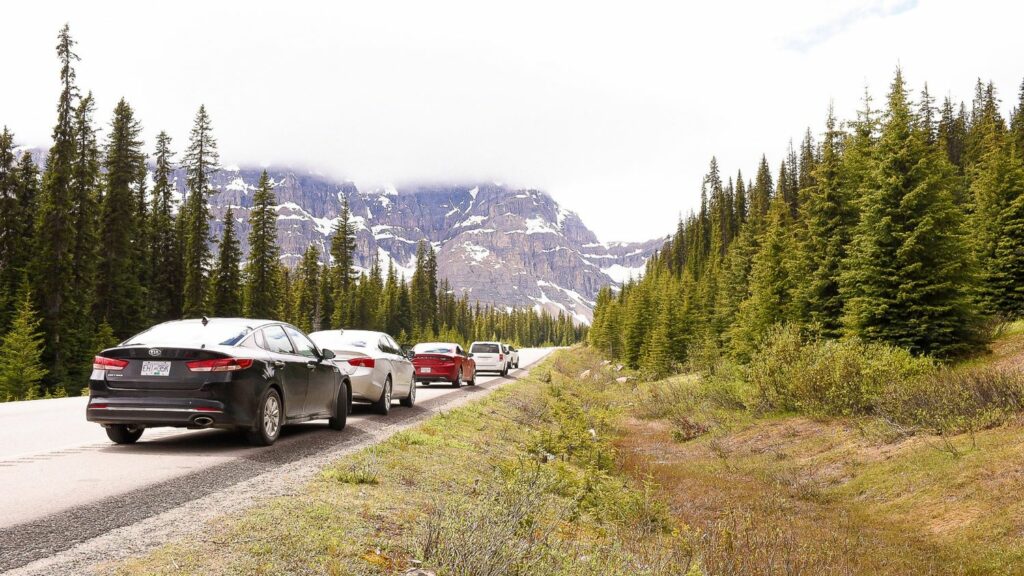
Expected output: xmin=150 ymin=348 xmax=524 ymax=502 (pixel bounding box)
xmin=878 ymin=364 xmax=1024 ymax=434
xmin=748 ymin=325 xmax=933 ymax=416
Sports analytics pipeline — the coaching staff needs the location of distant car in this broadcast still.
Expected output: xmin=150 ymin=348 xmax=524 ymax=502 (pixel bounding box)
xmin=308 ymin=329 xmax=416 ymax=415
xmin=86 ymin=318 xmax=349 ymax=447
xmin=469 ymin=341 xmax=509 ymax=376
xmin=413 ymin=342 xmax=476 ymax=387
xmin=503 ymin=344 xmax=520 ymax=369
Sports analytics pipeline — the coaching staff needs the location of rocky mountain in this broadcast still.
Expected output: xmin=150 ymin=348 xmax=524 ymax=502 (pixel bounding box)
xmin=196 ymin=167 xmax=661 ymax=323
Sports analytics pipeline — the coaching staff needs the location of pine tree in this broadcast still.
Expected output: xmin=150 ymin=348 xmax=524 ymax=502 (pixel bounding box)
xmin=211 ymin=207 xmax=243 ymax=317
xmin=0 ymin=150 xmax=40 ymax=329
xmin=148 ymin=132 xmax=183 ymax=322
xmin=729 ymin=195 xmax=796 ymax=358
xmin=244 ymin=171 xmax=280 ymax=319
xmin=841 ymin=70 xmax=981 ymax=356
xmin=1012 ymin=78 xmax=1024 ymax=162
xmin=748 ymin=156 xmax=773 ymax=230
xmin=32 ymin=24 xmax=82 ymax=388
xmin=796 ymin=107 xmax=856 ymax=336
xmin=329 ymin=195 xmax=358 ymax=327
xmin=294 ymin=245 xmax=322 ymax=332
xmin=96 ymin=98 xmax=147 ymax=338
xmin=0 ymin=280 xmax=48 ymax=401
xmin=181 ymin=105 xmax=219 ymax=317
xmin=0 ymin=127 xmax=17 ymax=326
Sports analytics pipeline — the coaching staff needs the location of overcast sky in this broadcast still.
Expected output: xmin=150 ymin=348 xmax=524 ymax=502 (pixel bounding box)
xmin=2 ymin=0 xmax=1022 ymax=242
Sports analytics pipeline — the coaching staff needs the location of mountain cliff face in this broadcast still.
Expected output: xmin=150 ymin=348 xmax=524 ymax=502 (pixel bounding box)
xmin=198 ymin=168 xmax=662 ymax=323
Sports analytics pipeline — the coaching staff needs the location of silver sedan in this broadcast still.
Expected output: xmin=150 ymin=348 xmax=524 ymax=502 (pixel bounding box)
xmin=308 ymin=329 xmax=416 ymax=415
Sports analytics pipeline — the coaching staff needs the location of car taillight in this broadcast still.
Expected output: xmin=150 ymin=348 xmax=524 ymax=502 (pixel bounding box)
xmin=186 ymin=357 xmax=254 ymax=372
xmin=498 ymin=354 xmax=504 ymax=361
xmin=89 ymin=402 xmax=109 ymax=409
xmin=348 ymin=357 xmax=376 ymax=368
xmin=93 ymin=356 xmax=129 ymax=371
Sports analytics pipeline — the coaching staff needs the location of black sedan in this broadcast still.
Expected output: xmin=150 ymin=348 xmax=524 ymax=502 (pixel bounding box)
xmin=86 ymin=318 xmax=350 ymax=446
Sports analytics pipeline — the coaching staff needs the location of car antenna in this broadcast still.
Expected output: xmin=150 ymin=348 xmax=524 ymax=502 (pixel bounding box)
xmin=201 ymin=315 xmax=209 ymax=326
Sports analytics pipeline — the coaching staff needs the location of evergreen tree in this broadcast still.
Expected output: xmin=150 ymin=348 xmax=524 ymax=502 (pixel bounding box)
xmin=329 ymin=195 xmax=358 ymax=327
xmin=32 ymin=24 xmax=82 ymax=388
xmin=148 ymin=132 xmax=183 ymax=322
xmin=294 ymin=245 xmax=322 ymax=332
xmin=796 ymin=107 xmax=856 ymax=336
xmin=211 ymin=207 xmax=243 ymax=317
xmin=0 ymin=127 xmax=17 ymax=325
xmin=841 ymin=70 xmax=980 ymax=356
xmin=181 ymin=105 xmax=219 ymax=317
xmin=0 ymin=280 xmax=48 ymax=401
xmin=96 ymin=98 xmax=147 ymax=338
xmin=0 ymin=150 xmax=40 ymax=328
xmin=244 ymin=171 xmax=280 ymax=319
xmin=1012 ymin=78 xmax=1024 ymax=162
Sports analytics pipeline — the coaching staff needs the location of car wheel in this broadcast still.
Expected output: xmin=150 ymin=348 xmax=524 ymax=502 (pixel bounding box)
xmin=247 ymin=388 xmax=283 ymax=446
xmin=467 ymin=372 xmax=476 ymax=386
xmin=451 ymin=368 xmax=463 ymax=388
xmin=373 ymin=377 xmax=393 ymax=415
xmin=329 ymin=380 xmax=349 ymax=430
xmin=106 ymin=424 xmax=144 ymax=444
xmin=400 ymin=380 xmax=416 ymax=407
xmin=501 ymin=365 xmax=509 ymax=377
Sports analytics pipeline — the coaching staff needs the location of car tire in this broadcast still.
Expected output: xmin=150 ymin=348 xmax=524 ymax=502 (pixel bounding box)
xmin=400 ymin=380 xmax=416 ymax=407
xmin=373 ymin=377 xmax=393 ymax=415
xmin=106 ymin=424 xmax=144 ymax=444
xmin=467 ymin=372 xmax=476 ymax=386
xmin=501 ymin=365 xmax=509 ymax=377
xmin=329 ymin=380 xmax=349 ymax=430
xmin=451 ymin=368 xmax=463 ymax=388
xmin=247 ymin=388 xmax=283 ymax=446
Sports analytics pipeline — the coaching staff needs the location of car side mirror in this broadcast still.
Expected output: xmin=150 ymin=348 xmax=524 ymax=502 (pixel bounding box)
xmin=320 ymin=348 xmax=336 ymax=360
xmin=405 ymin=350 xmax=415 ymax=360
xmin=467 ymin=352 xmax=474 ymax=358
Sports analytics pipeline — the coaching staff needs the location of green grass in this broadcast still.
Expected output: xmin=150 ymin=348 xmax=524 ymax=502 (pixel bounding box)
xmin=103 ymin=340 xmax=1024 ymax=576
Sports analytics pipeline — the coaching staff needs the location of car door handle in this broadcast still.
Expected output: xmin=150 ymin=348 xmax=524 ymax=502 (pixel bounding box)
xmin=306 ymin=361 xmax=318 ymax=370
xmin=273 ymin=360 xmax=286 ymax=368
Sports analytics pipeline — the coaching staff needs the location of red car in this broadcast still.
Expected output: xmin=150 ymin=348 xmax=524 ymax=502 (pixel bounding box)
xmin=412 ymin=342 xmax=476 ymax=388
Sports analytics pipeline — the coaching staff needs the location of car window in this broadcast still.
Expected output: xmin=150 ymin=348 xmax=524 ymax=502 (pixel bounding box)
xmin=386 ymin=335 xmax=401 ymax=353
xmin=456 ymin=346 xmax=464 ymax=356
xmin=123 ymin=320 xmax=251 ymax=348
xmin=285 ymin=326 xmax=318 ymax=359
xmin=262 ymin=325 xmax=294 ymax=355
xmin=471 ymin=343 xmax=500 ymax=354
xmin=378 ymin=337 xmax=391 ymax=354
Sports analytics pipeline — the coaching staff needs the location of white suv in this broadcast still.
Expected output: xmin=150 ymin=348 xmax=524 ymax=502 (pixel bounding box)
xmin=469 ymin=341 xmax=508 ymax=376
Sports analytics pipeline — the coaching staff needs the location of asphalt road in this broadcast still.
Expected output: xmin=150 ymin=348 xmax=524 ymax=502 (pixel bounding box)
xmin=0 ymin=347 xmax=554 ymax=573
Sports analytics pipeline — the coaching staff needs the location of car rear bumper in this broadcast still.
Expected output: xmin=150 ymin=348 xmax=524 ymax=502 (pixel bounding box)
xmin=415 ymin=366 xmax=457 ymax=382
xmin=85 ymin=395 xmax=249 ymax=429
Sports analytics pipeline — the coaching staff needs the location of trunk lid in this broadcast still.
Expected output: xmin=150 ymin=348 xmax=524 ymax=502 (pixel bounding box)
xmin=97 ymin=347 xmax=234 ymax=391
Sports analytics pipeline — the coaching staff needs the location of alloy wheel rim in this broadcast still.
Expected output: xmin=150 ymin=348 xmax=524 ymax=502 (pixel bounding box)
xmin=264 ymin=395 xmax=280 ymax=437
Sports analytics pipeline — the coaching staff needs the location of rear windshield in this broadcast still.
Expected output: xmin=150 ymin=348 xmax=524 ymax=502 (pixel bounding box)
xmin=122 ymin=321 xmax=251 ymax=348
xmin=414 ymin=343 xmax=454 ymax=354
xmin=471 ymin=343 xmax=500 ymax=354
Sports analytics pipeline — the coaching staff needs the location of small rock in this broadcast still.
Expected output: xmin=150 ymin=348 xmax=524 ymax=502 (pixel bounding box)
xmin=588 ymin=428 xmax=597 ymax=439
xmin=616 ymin=376 xmax=632 ymax=384
xmin=579 ymin=369 xmax=591 ymax=379
xmin=601 ymin=360 xmax=611 ymax=366
xmin=615 ymin=364 xmax=624 ymax=372
xmin=402 ymin=570 xmax=436 ymax=576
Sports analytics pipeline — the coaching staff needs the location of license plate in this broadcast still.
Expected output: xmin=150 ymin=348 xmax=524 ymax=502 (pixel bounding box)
xmin=421 ymin=367 xmax=431 ymax=373
xmin=141 ymin=361 xmax=171 ymax=376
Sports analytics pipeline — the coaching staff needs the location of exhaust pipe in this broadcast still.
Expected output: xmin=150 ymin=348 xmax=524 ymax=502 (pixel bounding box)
xmin=193 ymin=416 xmax=214 ymax=427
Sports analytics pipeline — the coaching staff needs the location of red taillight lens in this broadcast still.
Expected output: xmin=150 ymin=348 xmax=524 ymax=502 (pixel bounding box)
xmin=186 ymin=357 xmax=254 ymax=372
xmin=93 ymin=356 xmax=129 ymax=371
xmin=498 ymin=354 xmax=504 ymax=361
xmin=89 ymin=402 xmax=109 ymax=409
xmin=347 ymin=357 xmax=376 ymax=368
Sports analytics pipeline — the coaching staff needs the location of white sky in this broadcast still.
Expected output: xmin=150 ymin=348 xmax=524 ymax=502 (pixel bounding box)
xmin=2 ymin=0 xmax=1022 ymax=242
